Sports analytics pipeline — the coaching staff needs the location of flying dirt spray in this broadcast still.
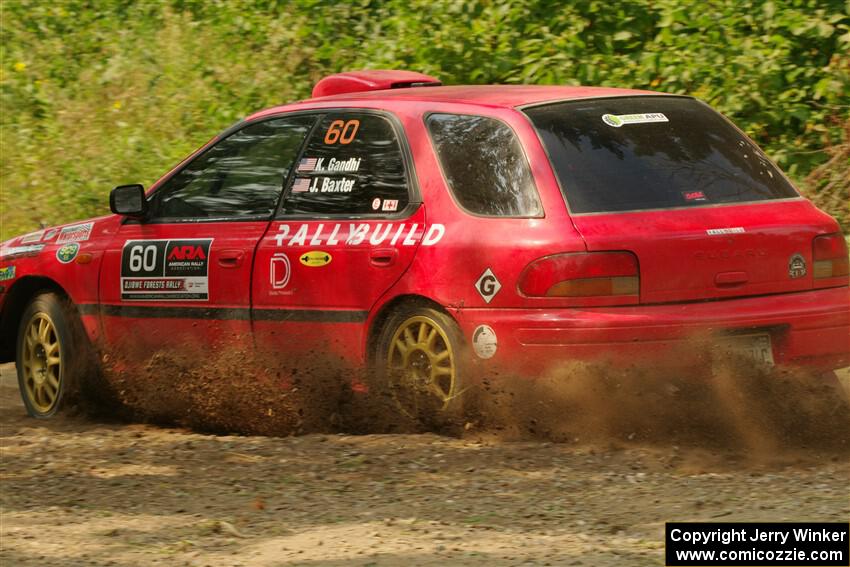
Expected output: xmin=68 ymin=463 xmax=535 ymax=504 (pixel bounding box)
xmin=86 ymin=333 xmax=850 ymax=460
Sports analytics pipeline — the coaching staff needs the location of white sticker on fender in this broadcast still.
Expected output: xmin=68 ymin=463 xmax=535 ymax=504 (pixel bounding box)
xmin=57 ymin=222 xmax=94 ymax=243
xmin=19 ymin=231 xmax=44 ymax=244
xmin=0 ymin=244 xmax=45 ymax=259
xmin=472 ymin=325 xmax=498 ymax=359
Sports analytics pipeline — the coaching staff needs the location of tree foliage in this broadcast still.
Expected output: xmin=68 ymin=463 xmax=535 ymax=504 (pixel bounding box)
xmin=1 ymin=0 xmax=847 ymax=237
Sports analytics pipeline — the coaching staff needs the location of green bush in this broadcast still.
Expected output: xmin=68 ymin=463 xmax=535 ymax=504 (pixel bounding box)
xmin=1 ymin=0 xmax=848 ymax=238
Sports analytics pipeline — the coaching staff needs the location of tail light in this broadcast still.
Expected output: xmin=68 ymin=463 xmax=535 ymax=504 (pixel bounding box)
xmin=812 ymin=233 xmax=849 ymax=283
xmin=518 ymin=252 xmax=639 ymax=306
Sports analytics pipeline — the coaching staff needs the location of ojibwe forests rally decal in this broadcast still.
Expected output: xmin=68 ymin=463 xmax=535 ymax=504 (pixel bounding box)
xmin=120 ymin=239 xmax=212 ymax=301
xmin=272 ymin=223 xmax=445 ymax=247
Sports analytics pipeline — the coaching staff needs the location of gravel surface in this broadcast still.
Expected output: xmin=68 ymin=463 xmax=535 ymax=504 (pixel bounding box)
xmin=1 ymin=363 xmax=849 ymax=566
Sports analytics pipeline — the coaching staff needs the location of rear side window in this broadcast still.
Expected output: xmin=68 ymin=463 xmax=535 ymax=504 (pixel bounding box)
xmin=281 ymin=113 xmax=410 ymax=216
xmin=427 ymin=114 xmax=542 ymax=217
xmin=524 ymin=96 xmax=798 ymax=214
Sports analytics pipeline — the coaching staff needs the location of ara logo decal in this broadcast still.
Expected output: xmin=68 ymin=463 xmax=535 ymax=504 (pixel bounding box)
xmin=56 ymin=243 xmax=80 ymax=264
xmin=167 ymin=245 xmax=207 ymax=261
xmin=788 ymin=253 xmax=807 ymax=279
xmin=270 ymin=253 xmax=291 ymax=289
xmin=300 ymin=251 xmax=332 ymax=267
xmin=475 ymin=268 xmax=502 ymax=304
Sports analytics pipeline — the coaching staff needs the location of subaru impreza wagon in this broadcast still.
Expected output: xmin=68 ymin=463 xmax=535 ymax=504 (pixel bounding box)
xmin=1 ymin=70 xmax=848 ymax=419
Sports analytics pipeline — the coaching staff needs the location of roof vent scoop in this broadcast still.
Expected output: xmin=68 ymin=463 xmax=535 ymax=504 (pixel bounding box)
xmin=311 ymin=70 xmax=441 ymax=98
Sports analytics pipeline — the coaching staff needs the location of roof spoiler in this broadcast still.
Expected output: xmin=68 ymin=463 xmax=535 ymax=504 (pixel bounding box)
xmin=311 ymin=70 xmax=441 ymax=99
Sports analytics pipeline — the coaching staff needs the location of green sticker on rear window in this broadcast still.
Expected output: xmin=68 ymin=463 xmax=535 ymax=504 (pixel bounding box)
xmin=602 ymin=113 xmax=668 ymax=127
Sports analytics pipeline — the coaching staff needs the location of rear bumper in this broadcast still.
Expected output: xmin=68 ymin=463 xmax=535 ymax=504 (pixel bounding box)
xmin=453 ymin=287 xmax=850 ymax=373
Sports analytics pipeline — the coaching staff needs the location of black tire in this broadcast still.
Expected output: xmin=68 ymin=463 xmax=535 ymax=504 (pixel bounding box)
xmin=15 ymin=292 xmax=87 ymax=418
xmin=374 ymin=305 xmax=468 ymax=428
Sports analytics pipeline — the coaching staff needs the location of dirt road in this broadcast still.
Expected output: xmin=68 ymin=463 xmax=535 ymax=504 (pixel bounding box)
xmin=1 ymin=363 xmax=849 ymax=566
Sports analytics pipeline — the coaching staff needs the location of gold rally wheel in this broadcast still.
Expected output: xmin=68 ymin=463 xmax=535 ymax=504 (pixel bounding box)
xmin=16 ymin=293 xmax=81 ymax=418
xmin=377 ymin=306 xmax=467 ymax=426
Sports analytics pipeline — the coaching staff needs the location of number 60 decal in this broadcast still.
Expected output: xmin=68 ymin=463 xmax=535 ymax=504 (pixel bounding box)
xmin=324 ymin=119 xmax=360 ymax=145
xmin=129 ymin=244 xmax=157 ymax=272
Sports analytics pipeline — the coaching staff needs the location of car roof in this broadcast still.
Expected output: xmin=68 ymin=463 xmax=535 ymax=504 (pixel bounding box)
xmin=247 ymin=85 xmax=666 ymax=120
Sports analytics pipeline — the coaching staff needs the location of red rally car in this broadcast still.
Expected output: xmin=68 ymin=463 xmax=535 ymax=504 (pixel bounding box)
xmin=1 ymin=70 xmax=848 ymax=419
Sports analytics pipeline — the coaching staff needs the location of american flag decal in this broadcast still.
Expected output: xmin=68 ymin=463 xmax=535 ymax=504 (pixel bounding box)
xmin=297 ymin=157 xmax=318 ymax=172
xmin=291 ymin=177 xmax=311 ymax=193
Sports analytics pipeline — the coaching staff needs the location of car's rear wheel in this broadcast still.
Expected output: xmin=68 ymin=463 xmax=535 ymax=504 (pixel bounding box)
xmin=375 ymin=306 xmax=467 ymax=426
xmin=16 ymin=292 xmax=84 ymax=418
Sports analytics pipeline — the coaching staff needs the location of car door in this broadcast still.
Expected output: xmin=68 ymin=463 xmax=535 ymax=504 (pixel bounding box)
xmin=98 ymin=115 xmax=316 ymax=361
xmin=251 ymin=110 xmax=437 ymax=365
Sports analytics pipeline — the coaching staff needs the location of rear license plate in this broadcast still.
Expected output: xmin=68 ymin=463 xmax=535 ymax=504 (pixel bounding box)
xmin=716 ymin=333 xmax=775 ymax=366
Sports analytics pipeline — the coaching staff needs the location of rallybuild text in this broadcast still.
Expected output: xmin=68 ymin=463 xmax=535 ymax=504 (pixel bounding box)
xmin=665 ymin=522 xmax=849 ymax=566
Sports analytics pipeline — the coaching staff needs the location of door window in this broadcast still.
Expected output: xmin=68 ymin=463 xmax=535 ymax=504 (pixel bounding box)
xmin=280 ymin=113 xmax=410 ymax=216
xmin=148 ymin=115 xmax=316 ymax=221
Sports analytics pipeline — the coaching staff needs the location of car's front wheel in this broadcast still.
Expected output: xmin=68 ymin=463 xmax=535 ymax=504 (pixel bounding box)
xmin=15 ymin=292 xmax=85 ymax=418
xmin=375 ymin=306 xmax=467 ymax=426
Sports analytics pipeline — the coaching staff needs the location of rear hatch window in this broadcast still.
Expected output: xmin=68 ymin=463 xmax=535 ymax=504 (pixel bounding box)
xmin=524 ymin=96 xmax=798 ymax=214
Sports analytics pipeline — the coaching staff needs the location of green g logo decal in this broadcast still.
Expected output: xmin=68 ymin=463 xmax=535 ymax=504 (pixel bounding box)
xmin=56 ymin=243 xmax=80 ymax=264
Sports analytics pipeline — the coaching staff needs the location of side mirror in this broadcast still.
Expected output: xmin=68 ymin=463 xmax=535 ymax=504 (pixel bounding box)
xmin=109 ymin=184 xmax=148 ymax=217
